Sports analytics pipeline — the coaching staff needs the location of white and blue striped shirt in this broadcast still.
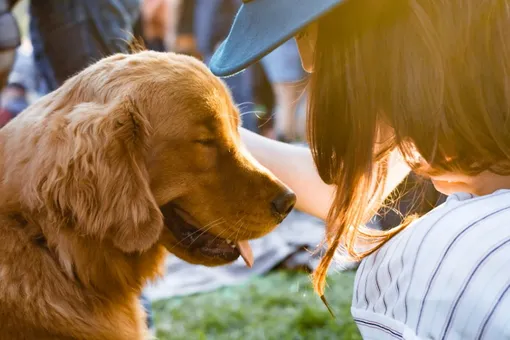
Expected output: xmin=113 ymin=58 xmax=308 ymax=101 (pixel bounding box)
xmin=352 ymin=189 xmax=510 ymax=339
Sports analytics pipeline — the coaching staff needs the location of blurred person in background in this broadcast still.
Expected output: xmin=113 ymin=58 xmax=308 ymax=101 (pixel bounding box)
xmin=0 ymin=39 xmax=47 ymax=125
xmin=137 ymin=0 xmax=176 ymax=52
xmin=172 ymin=0 xmax=200 ymax=58
xmin=177 ymin=0 xmax=259 ymax=133
xmin=29 ymin=0 xmax=140 ymax=91
xmin=0 ymin=0 xmax=140 ymax=120
xmin=260 ymin=39 xmax=307 ymax=143
xmin=0 ymin=0 xmax=21 ymax=124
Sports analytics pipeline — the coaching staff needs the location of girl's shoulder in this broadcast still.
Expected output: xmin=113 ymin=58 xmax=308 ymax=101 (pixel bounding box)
xmin=402 ymin=188 xmax=510 ymax=253
xmin=352 ymin=189 xmax=510 ymax=340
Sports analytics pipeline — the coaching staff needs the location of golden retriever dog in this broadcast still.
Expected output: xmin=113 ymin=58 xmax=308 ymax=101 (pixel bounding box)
xmin=0 ymin=51 xmax=296 ymax=339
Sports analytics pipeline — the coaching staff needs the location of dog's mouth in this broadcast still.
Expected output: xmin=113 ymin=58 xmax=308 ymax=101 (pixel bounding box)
xmin=160 ymin=203 xmax=254 ymax=267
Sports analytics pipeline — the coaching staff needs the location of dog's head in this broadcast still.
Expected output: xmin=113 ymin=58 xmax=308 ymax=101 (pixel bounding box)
xmin=4 ymin=51 xmax=294 ymax=267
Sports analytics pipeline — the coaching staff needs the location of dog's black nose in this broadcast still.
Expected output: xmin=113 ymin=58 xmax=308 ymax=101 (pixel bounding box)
xmin=271 ymin=190 xmax=296 ymax=220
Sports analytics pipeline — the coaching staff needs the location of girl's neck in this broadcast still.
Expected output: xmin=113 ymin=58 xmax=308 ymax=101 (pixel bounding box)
xmin=429 ymin=171 xmax=510 ymax=196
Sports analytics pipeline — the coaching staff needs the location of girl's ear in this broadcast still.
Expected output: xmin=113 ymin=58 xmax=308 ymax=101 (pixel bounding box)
xmin=295 ymin=22 xmax=318 ymax=73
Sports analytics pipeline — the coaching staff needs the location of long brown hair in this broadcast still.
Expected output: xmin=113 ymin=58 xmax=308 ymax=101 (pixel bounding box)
xmin=308 ymin=0 xmax=510 ymax=298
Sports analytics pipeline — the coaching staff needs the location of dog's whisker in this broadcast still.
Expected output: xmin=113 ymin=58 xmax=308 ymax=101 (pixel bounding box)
xmin=233 ymin=216 xmax=246 ymax=242
xmin=179 ymin=217 xmax=223 ymax=240
xmin=236 ymin=101 xmax=256 ymax=109
xmin=209 ymin=226 xmax=230 ymax=245
xmin=169 ymin=218 xmax=226 ymax=250
xmin=239 ymin=110 xmax=265 ymax=120
xmin=184 ymin=221 xmax=233 ymax=249
xmin=222 ymin=216 xmax=244 ymax=242
xmin=183 ymin=218 xmax=228 ymax=248
xmin=169 ymin=225 xmax=218 ymax=251
xmin=225 ymin=229 xmax=238 ymax=243
xmin=185 ymin=220 xmax=224 ymax=243
xmin=208 ymin=216 xmax=241 ymax=244
xmin=200 ymin=215 xmax=245 ymax=245
xmin=200 ymin=217 xmax=225 ymax=231
xmin=257 ymin=115 xmax=275 ymax=129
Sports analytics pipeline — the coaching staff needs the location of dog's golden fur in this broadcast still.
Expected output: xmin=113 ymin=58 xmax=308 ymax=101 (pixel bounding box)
xmin=0 ymin=51 xmax=293 ymax=339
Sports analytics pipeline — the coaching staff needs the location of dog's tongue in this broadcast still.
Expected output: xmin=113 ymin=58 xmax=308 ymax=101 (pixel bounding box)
xmin=236 ymin=240 xmax=254 ymax=268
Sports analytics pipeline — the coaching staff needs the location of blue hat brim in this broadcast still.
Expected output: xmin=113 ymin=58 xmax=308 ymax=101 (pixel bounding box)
xmin=210 ymin=0 xmax=344 ymax=77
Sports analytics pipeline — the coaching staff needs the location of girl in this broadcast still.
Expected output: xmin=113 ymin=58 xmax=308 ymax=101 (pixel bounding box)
xmin=210 ymin=0 xmax=510 ymax=339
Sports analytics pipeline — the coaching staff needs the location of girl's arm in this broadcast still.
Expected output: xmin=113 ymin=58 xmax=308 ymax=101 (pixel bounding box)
xmin=241 ymin=128 xmax=411 ymax=221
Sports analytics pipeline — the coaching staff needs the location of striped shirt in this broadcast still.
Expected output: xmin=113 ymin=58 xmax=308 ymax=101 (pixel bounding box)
xmin=352 ymin=189 xmax=510 ymax=340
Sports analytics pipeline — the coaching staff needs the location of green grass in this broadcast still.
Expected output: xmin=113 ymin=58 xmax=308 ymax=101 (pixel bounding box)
xmin=152 ymin=270 xmax=361 ymax=340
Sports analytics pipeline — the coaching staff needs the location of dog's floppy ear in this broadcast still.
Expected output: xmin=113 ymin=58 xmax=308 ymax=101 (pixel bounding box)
xmin=32 ymin=98 xmax=163 ymax=253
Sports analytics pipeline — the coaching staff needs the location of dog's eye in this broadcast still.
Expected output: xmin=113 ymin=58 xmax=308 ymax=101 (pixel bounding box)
xmin=195 ymin=139 xmax=216 ymax=147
